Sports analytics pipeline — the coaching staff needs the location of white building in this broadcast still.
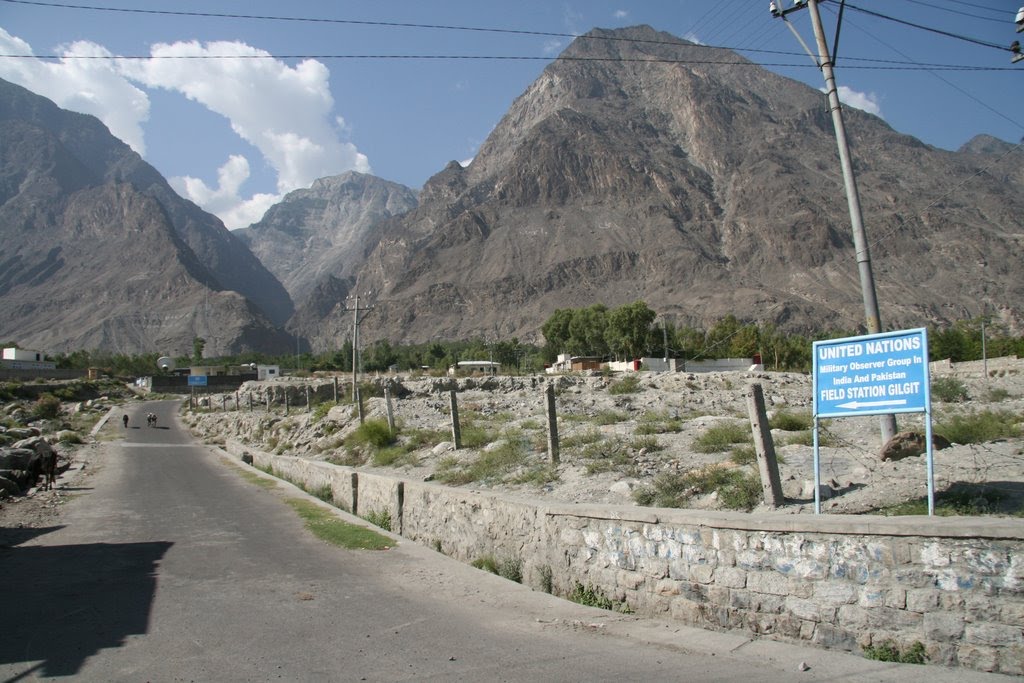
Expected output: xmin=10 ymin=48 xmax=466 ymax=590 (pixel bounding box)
xmin=1 ymin=347 xmax=55 ymax=370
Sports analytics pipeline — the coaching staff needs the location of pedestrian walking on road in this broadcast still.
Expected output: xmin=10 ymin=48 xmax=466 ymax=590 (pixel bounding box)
xmin=122 ymin=414 xmax=129 ymax=428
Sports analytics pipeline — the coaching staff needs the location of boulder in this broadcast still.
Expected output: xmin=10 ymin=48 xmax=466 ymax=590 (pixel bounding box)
xmin=879 ymin=431 xmax=949 ymax=461
xmin=0 ymin=474 xmax=21 ymax=495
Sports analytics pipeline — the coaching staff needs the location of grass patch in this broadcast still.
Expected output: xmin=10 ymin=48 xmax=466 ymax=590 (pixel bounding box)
xmin=931 ymin=376 xmax=968 ymax=403
xmin=567 ymin=581 xmax=630 ymax=612
xmin=58 ymin=431 xmax=85 ymax=445
xmin=311 ymin=402 xmax=335 ymax=422
xmin=863 ymin=641 xmax=926 ymax=665
xmin=459 ymin=422 xmax=498 ymax=449
xmin=693 ymin=422 xmax=752 ymax=453
xmin=630 ymin=435 xmax=663 ymax=452
xmin=519 ymin=418 xmax=543 ymax=430
xmin=636 ymin=410 xmax=683 ymax=435
xmin=231 ymin=464 xmax=279 ymax=489
xmin=873 ymin=484 xmax=1022 ymax=517
xmin=471 ymin=555 xmax=523 ymax=583
xmin=434 ymin=436 xmax=530 ymax=485
xmin=371 ymin=445 xmax=419 ymax=467
xmin=634 ymin=465 xmax=763 ymax=511
xmin=769 ymin=410 xmax=811 ymax=431
xmin=361 ymin=508 xmax=392 ymax=532
xmin=562 ymin=427 xmax=603 ymax=449
xmin=984 ymin=387 xmax=1010 ymax=402
xmin=934 ymin=409 xmax=1021 ymax=444
xmin=607 ymin=375 xmax=641 ymax=395
xmin=579 ymin=437 xmax=634 ymax=475
xmin=285 ymin=498 xmax=391 ymax=549
xmin=594 ymin=409 xmax=629 ymax=425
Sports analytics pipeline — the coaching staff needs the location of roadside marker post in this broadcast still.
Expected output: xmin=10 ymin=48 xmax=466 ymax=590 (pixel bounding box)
xmin=812 ymin=328 xmax=934 ymax=514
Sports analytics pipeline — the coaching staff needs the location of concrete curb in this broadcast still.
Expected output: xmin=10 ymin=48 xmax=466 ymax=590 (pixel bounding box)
xmin=90 ymin=406 xmax=120 ymax=437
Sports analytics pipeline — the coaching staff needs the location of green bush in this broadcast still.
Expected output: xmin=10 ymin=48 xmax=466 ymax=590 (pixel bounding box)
xmin=769 ymin=410 xmax=811 ymax=431
xmin=32 ymin=393 xmax=62 ymax=420
xmin=863 ymin=641 xmax=926 ymax=665
xmin=935 ymin=410 xmax=1021 ymax=444
xmin=931 ymin=376 xmax=968 ymax=403
xmin=58 ymin=431 xmax=85 ymax=445
xmin=361 ymin=508 xmax=392 ymax=532
xmin=693 ymin=422 xmax=751 ymax=453
xmin=345 ymin=418 xmax=396 ymax=449
xmin=634 ymin=465 xmax=763 ymax=511
xmin=580 ymin=437 xmax=633 ymax=474
xmin=630 ymin=435 xmax=662 ymax=452
xmin=608 ymin=375 xmax=641 ymax=395
xmin=594 ymin=409 xmax=629 ymax=425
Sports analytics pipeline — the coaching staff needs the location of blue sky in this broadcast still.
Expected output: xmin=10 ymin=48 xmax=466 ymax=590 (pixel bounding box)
xmin=1 ymin=0 xmax=1021 ymax=228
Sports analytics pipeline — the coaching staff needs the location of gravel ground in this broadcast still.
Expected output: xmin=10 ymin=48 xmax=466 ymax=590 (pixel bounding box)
xmin=183 ymin=361 xmax=1024 ymax=516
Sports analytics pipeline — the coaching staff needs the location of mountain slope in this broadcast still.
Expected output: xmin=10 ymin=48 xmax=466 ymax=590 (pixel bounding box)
xmin=235 ymin=172 xmax=417 ymax=306
xmin=295 ymin=26 xmax=1024 ymax=349
xmin=0 ymin=77 xmax=293 ymax=326
xmin=0 ymin=79 xmax=293 ymax=355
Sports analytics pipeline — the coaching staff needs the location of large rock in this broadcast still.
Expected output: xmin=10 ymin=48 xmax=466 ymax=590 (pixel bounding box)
xmin=879 ymin=431 xmax=951 ymax=462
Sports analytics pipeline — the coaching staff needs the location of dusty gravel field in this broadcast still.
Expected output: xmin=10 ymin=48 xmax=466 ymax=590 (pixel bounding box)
xmin=183 ymin=359 xmax=1024 ymax=517
xmin=3 ymin=359 xmax=1021 ymax=538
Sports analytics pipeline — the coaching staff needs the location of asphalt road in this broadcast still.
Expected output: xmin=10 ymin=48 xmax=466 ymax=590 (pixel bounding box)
xmin=0 ymin=401 xmax=1009 ymax=682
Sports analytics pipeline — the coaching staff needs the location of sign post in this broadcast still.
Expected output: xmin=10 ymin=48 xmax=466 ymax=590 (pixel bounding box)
xmin=812 ymin=328 xmax=933 ymax=514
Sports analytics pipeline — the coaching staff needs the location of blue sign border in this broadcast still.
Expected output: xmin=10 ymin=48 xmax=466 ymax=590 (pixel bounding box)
xmin=813 ymin=328 xmax=930 ymax=418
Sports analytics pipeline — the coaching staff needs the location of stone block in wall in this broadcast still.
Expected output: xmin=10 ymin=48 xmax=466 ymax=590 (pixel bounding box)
xmin=729 ymin=589 xmax=750 ymax=611
xmin=857 ymin=587 xmax=887 ymax=608
xmin=923 ymin=612 xmax=965 ymax=642
xmin=958 ymin=644 xmax=999 ymax=672
xmin=999 ymin=645 xmax=1024 ymax=676
xmin=812 ymin=623 xmax=858 ymax=651
xmin=1001 ymin=602 xmax=1024 ymax=627
xmin=961 ymin=547 xmax=1010 ymax=577
xmin=965 ymin=622 xmax=1024 ymax=648
xmin=669 ymin=596 xmax=701 ymax=624
xmin=746 ymin=570 xmax=791 ymax=596
xmin=616 ymin=569 xmax=645 ymax=590
xmin=814 ymin=581 xmax=857 ymax=607
xmin=786 ymin=596 xmax=824 ymax=622
xmin=654 ymin=578 xmax=682 ymax=597
xmin=752 ymin=593 xmax=786 ymax=615
xmin=637 ymin=556 xmax=668 ymax=579
xmin=690 ymin=563 xmax=715 ymax=584
xmin=906 ymin=587 xmax=940 ymax=613
xmin=715 ymin=566 xmax=747 ymax=589
xmin=884 ymin=587 xmax=907 ymax=609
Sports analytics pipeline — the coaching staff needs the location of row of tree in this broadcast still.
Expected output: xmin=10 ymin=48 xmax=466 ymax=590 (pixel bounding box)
xmin=11 ymin=313 xmax=1021 ymax=377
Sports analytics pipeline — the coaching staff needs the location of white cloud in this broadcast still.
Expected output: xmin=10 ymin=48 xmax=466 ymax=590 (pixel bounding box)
xmin=831 ymin=85 xmax=883 ymax=117
xmin=170 ymin=154 xmax=280 ymax=228
xmin=542 ymin=39 xmax=565 ymax=56
xmin=121 ymin=40 xmax=371 ymax=199
xmin=0 ymin=28 xmax=150 ymax=154
xmin=0 ymin=29 xmax=371 ymax=229
xmin=614 ymin=10 xmax=629 ymax=20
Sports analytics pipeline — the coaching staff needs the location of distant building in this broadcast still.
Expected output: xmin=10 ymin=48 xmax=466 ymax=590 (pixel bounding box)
xmin=257 ymin=365 xmax=280 ymax=381
xmin=448 ymin=360 xmax=500 ymax=377
xmin=1 ymin=347 xmax=56 ymax=370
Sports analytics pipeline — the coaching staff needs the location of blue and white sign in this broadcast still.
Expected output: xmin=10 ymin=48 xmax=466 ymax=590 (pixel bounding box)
xmin=187 ymin=375 xmax=208 ymax=387
xmin=813 ymin=328 xmax=929 ymax=418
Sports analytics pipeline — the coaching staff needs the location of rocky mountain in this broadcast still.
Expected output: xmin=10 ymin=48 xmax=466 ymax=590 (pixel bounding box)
xmin=293 ymin=25 xmax=1024 ymax=351
xmin=0 ymin=78 xmax=293 ymax=356
xmin=235 ymin=172 xmax=417 ymax=307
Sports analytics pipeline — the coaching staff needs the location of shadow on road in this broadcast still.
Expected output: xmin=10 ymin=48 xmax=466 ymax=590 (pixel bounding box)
xmin=0 ymin=525 xmax=64 ymax=548
xmin=0 ymin=540 xmax=172 ymax=677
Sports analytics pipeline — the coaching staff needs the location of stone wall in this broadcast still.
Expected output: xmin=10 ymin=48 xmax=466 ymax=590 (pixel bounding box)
xmin=227 ymin=440 xmax=1024 ymax=674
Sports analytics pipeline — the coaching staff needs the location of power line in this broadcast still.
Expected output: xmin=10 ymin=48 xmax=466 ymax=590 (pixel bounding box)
xmin=840 ymin=1 xmax=1016 ymax=52
xmin=2 ymin=51 xmax=1019 ymax=73
xmin=894 ymin=0 xmax=1016 ymax=24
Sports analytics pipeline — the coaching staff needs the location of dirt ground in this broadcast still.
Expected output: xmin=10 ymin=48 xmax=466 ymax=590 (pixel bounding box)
xmin=3 ymin=360 xmax=1022 ymax=538
xmin=183 ymin=359 xmax=1024 ymax=517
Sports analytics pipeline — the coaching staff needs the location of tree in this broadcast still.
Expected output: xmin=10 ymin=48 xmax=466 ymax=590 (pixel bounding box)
xmin=569 ymin=304 xmax=610 ymax=357
xmin=192 ymin=336 xmax=206 ymax=363
xmin=541 ymin=308 xmax=575 ymax=353
xmin=606 ymin=301 xmax=656 ymax=360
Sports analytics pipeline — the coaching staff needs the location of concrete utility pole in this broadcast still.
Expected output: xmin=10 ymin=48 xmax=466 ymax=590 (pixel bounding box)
xmin=780 ymin=0 xmax=897 ymax=444
xmin=346 ymin=293 xmax=373 ymax=401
